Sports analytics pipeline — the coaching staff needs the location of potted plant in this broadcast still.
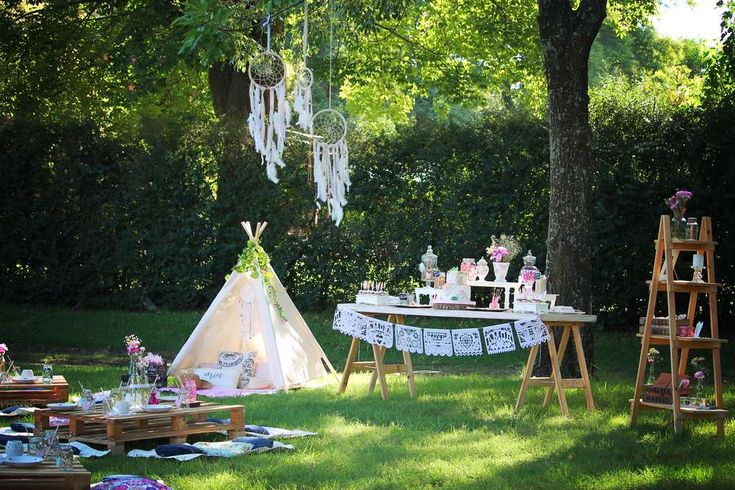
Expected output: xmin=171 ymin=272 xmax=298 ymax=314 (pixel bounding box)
xmin=486 ymin=235 xmax=521 ymax=282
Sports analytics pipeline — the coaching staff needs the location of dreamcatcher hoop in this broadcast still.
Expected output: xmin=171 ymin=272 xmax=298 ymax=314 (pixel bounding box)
xmin=248 ymin=51 xmax=287 ymax=89
xmin=247 ymin=13 xmax=290 ymax=183
xmin=312 ymin=108 xmax=347 ymax=144
xmin=312 ymin=108 xmax=350 ymax=225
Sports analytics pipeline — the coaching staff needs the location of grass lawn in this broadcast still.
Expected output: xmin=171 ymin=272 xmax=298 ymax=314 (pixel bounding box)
xmin=1 ymin=303 xmax=734 ymax=489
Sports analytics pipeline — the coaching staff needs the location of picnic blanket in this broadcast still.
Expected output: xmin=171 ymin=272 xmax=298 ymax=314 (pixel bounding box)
xmin=203 ymin=418 xmax=317 ymax=439
xmin=0 ymin=406 xmax=37 ymax=417
xmin=127 ymin=439 xmax=293 ymax=460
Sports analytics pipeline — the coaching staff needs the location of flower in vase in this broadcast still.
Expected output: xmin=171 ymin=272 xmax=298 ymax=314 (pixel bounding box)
xmin=486 ymin=234 xmax=521 ymax=263
xmin=142 ymin=353 xmax=164 ymax=366
xmin=124 ymin=334 xmax=143 ymax=355
xmin=665 ymin=189 xmax=692 ymax=213
xmin=0 ymin=343 xmax=7 ymax=355
xmin=647 ymin=347 xmax=659 ymax=363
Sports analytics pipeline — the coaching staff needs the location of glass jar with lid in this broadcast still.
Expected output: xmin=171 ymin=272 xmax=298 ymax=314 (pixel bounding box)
xmin=685 ymin=217 xmax=699 ymax=241
xmin=519 ymin=250 xmax=540 ymax=301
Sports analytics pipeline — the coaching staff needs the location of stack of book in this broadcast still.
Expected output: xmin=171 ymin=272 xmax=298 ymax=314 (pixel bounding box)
xmin=638 ymin=317 xmax=688 ymax=336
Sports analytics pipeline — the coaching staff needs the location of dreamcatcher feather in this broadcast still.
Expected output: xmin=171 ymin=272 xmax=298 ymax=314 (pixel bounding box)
xmin=247 ymin=17 xmax=290 ymax=183
xmin=293 ymin=1 xmax=313 ymax=131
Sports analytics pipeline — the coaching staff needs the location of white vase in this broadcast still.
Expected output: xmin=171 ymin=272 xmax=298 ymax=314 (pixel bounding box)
xmin=493 ymin=261 xmax=510 ymax=282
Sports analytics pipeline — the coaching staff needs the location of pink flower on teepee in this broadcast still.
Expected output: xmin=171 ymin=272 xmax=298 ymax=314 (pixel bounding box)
xmin=0 ymin=343 xmax=7 ymax=355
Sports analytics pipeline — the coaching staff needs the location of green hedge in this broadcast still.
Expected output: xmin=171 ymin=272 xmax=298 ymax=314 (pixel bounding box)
xmin=1 ymin=98 xmax=734 ymax=331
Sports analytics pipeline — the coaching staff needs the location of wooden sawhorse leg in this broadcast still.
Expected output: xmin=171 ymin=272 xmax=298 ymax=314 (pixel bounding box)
xmin=515 ymin=324 xmax=569 ymax=416
xmin=337 ymin=336 xmax=360 ymax=395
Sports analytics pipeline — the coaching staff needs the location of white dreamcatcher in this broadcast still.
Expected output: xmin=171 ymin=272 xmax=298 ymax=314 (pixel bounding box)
xmin=293 ymin=0 xmax=313 ymax=132
xmin=311 ymin=2 xmax=350 ymax=225
xmin=247 ymin=13 xmax=291 ymax=183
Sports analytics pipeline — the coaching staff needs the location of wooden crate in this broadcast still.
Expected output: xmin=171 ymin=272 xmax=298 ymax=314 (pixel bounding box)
xmin=0 ymin=459 xmax=90 ymax=489
xmin=642 ymin=373 xmax=690 ymax=405
xmin=0 ymin=376 xmax=69 ymax=407
xmin=35 ymin=402 xmax=246 ymax=455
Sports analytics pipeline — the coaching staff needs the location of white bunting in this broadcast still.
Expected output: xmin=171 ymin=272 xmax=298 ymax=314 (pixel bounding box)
xmin=423 ymin=328 xmax=454 ymax=356
xmin=482 ymin=324 xmax=516 ymax=354
xmin=451 ymin=328 xmax=483 ymax=356
xmin=395 ymin=325 xmax=424 ymax=354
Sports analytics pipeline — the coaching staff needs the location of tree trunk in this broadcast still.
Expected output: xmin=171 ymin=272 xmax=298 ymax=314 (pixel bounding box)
xmin=534 ymin=0 xmax=606 ymax=377
xmin=208 ymin=62 xmax=253 ymax=279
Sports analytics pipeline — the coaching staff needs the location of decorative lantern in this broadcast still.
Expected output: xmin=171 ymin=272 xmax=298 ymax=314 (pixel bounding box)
xmin=420 ymin=246 xmax=438 ymax=286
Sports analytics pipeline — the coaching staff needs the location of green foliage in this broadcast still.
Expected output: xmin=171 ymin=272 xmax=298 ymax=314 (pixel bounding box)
xmin=234 ymin=238 xmax=285 ymax=319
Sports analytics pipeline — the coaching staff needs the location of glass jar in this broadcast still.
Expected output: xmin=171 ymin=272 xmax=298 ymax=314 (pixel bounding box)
xmin=42 ymin=363 xmax=53 ymax=384
xmin=56 ymin=443 xmax=74 ymax=471
xmin=460 ymin=258 xmax=477 ymax=280
xmin=519 ymin=250 xmax=540 ymax=301
xmin=671 ymin=212 xmax=686 ymax=240
xmin=420 ymin=246 xmax=438 ymax=284
xmin=685 ymin=217 xmax=699 ymax=241
xmin=28 ymin=436 xmax=43 ymax=458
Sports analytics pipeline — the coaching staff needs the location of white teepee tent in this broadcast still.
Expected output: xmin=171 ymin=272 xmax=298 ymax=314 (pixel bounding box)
xmin=168 ymin=221 xmax=336 ymax=391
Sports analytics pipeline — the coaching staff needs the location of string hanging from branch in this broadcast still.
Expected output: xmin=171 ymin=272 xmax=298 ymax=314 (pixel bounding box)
xmin=293 ymin=0 xmax=313 ymax=132
xmin=311 ymin=0 xmax=350 ymax=225
xmin=247 ymin=13 xmax=290 ymax=183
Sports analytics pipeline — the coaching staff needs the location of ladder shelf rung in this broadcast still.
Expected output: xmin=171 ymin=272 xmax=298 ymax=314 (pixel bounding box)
xmin=636 ymin=334 xmax=728 ymax=348
xmin=647 ymin=280 xmax=720 ymax=293
xmin=656 ymin=239 xmax=718 ymax=251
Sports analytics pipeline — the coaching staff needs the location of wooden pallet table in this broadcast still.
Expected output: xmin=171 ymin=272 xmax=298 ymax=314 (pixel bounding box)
xmin=0 ymin=459 xmax=90 ymax=489
xmin=34 ymin=402 xmax=246 ymax=455
xmin=0 ymin=375 xmax=69 ymax=407
xmin=336 ymin=304 xmax=597 ymax=416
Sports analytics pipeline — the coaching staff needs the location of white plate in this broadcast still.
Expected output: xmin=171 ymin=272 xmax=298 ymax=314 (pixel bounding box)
xmin=46 ymin=402 xmax=80 ymax=411
xmin=5 ymin=455 xmax=44 ymax=468
xmin=10 ymin=377 xmax=38 ymax=384
xmin=142 ymin=404 xmax=173 ymax=413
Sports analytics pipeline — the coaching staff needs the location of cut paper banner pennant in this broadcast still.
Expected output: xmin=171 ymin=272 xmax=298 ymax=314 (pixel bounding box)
xmin=482 ymin=324 xmax=516 ymax=354
xmin=423 ymin=328 xmax=454 ymax=356
xmin=514 ymin=317 xmax=550 ymax=349
xmin=451 ymin=328 xmax=483 ymax=356
xmin=366 ymin=320 xmax=394 ymax=349
xmin=395 ymin=325 xmax=424 ymax=354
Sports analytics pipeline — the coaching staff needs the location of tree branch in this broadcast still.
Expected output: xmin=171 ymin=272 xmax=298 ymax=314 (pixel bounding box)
xmin=574 ymin=0 xmax=607 ymax=46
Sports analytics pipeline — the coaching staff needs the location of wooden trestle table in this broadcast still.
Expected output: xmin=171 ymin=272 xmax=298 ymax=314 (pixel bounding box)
xmin=336 ymin=303 xmax=597 ymax=416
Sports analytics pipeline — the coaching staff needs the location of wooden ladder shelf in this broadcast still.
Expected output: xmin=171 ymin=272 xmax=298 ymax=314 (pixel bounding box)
xmin=630 ymin=215 xmax=728 ymax=436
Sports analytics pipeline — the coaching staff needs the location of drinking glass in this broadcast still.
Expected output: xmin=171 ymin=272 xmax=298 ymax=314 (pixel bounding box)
xmin=55 ymin=444 xmax=74 ymax=471
xmin=42 ymin=363 xmax=54 ymax=384
xmin=42 ymin=430 xmax=59 ymax=459
xmin=28 ymin=436 xmax=44 ymax=458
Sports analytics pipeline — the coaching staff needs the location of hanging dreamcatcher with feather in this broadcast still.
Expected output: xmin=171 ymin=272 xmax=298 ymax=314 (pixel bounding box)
xmin=293 ymin=0 xmax=313 ymax=132
xmin=247 ymin=12 xmax=290 ymax=183
xmin=311 ymin=0 xmax=350 ymax=225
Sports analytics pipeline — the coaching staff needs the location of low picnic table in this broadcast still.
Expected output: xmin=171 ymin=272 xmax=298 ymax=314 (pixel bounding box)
xmin=35 ymin=402 xmax=246 ymax=455
xmin=0 ymin=375 xmax=69 ymax=408
xmin=0 ymin=459 xmax=90 ymax=489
